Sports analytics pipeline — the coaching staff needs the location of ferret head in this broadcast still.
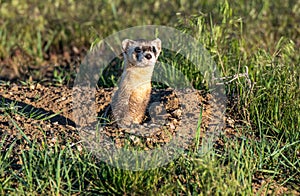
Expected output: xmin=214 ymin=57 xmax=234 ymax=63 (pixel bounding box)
xmin=122 ymin=38 xmax=161 ymax=67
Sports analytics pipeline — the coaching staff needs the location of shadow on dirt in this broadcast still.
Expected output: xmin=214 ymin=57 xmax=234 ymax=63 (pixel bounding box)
xmin=1 ymin=96 xmax=75 ymax=127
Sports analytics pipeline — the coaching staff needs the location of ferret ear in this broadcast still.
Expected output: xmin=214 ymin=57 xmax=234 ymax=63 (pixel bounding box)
xmin=122 ymin=39 xmax=135 ymax=51
xmin=152 ymin=38 xmax=161 ymax=52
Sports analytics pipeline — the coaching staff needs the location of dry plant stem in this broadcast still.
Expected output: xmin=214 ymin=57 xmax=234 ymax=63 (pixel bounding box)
xmin=215 ymin=66 xmax=252 ymax=88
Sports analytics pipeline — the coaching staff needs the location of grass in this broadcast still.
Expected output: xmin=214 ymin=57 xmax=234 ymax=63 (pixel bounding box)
xmin=0 ymin=129 xmax=258 ymax=195
xmin=0 ymin=0 xmax=300 ymax=195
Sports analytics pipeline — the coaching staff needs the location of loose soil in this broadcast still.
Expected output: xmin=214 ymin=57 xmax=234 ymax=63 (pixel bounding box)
xmin=0 ymin=52 xmax=298 ymax=194
xmin=0 ymin=83 xmax=222 ymax=152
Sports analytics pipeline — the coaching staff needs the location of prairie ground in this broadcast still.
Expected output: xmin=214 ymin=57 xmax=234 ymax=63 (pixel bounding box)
xmin=0 ymin=0 xmax=299 ymax=195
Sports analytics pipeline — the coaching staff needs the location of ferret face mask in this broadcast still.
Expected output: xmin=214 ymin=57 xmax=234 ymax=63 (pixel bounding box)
xmin=122 ymin=38 xmax=161 ymax=67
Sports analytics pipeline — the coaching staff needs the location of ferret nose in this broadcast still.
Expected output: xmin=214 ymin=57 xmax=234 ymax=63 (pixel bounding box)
xmin=145 ymin=54 xmax=152 ymax=60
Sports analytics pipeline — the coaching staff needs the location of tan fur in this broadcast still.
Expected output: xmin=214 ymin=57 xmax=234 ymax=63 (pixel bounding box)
xmin=111 ymin=38 xmax=161 ymax=126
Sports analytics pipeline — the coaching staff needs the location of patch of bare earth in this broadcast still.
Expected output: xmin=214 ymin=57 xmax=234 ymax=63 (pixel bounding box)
xmin=0 ymin=83 xmax=219 ymax=148
xmin=0 ymin=82 xmax=298 ymax=194
xmin=252 ymin=175 xmax=300 ymax=196
xmin=0 ymin=82 xmax=222 ymax=164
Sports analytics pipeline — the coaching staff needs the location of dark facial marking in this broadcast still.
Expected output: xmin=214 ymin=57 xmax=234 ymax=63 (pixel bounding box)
xmin=134 ymin=47 xmax=142 ymax=53
xmin=152 ymin=46 xmax=157 ymax=54
xmin=142 ymin=46 xmax=152 ymax=52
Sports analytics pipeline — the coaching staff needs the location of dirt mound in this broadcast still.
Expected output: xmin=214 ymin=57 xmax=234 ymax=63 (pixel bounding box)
xmin=0 ymin=83 xmax=226 ymax=165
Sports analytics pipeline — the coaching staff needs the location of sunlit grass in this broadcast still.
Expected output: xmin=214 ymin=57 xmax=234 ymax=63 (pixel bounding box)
xmin=0 ymin=0 xmax=299 ymax=194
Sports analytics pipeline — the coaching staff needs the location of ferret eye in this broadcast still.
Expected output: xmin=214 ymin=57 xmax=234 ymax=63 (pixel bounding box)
xmin=152 ymin=46 xmax=157 ymax=53
xmin=134 ymin=47 xmax=141 ymax=53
